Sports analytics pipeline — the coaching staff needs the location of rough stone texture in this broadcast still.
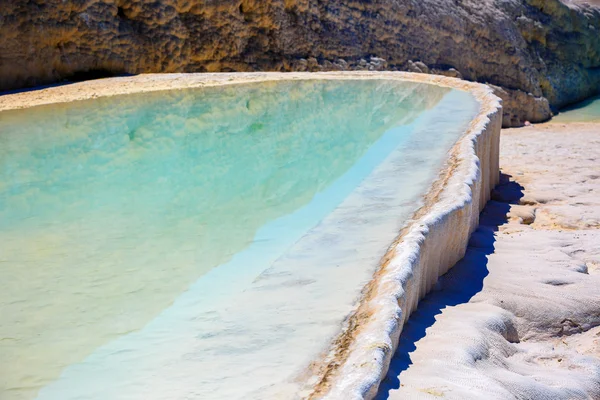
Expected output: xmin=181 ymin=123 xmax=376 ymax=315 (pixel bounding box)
xmin=0 ymin=0 xmax=599 ymax=126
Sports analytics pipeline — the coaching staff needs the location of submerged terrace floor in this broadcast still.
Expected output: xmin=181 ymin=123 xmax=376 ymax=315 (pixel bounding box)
xmin=0 ymin=75 xmax=480 ymax=399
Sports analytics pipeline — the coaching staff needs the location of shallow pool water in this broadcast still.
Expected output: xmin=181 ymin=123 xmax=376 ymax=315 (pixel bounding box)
xmin=553 ymin=95 xmax=600 ymax=123
xmin=0 ymin=79 xmax=479 ymax=400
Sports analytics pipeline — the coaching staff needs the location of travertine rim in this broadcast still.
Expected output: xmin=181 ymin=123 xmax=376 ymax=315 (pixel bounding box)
xmin=2 ymin=71 xmax=486 ymax=112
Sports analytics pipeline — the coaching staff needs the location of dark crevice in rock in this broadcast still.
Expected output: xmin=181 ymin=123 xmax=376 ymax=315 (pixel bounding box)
xmin=65 ymin=69 xmax=121 ymax=82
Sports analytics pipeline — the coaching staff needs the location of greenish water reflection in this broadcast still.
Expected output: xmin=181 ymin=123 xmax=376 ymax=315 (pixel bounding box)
xmin=554 ymin=95 xmax=600 ymax=123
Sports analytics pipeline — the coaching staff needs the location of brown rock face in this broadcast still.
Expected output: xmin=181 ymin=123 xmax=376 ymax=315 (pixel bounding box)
xmin=0 ymin=0 xmax=599 ymax=126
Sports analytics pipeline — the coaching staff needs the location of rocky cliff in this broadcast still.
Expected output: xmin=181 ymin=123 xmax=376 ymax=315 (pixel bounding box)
xmin=1 ymin=0 xmax=599 ymax=126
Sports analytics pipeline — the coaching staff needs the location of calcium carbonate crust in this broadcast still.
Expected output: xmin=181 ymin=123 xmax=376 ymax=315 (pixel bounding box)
xmin=295 ymin=73 xmax=503 ymax=400
xmin=0 ymin=72 xmax=503 ymax=400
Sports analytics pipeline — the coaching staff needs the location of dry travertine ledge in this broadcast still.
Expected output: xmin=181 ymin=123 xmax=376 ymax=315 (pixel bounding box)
xmin=1 ymin=0 xmax=598 ymax=126
xmin=378 ymin=122 xmax=600 ymax=399
xmin=0 ymin=72 xmax=502 ymax=399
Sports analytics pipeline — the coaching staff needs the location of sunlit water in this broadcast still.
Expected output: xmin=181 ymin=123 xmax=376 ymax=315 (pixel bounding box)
xmin=0 ymin=79 xmax=479 ymax=400
xmin=553 ymin=95 xmax=600 ymax=123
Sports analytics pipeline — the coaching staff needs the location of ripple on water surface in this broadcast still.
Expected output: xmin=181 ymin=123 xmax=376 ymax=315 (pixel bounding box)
xmin=0 ymin=79 xmax=479 ymax=400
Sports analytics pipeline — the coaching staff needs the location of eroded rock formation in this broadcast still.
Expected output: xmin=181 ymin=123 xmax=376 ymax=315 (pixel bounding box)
xmin=1 ymin=0 xmax=599 ymax=126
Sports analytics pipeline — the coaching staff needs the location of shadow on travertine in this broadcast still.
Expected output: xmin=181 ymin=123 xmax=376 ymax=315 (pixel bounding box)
xmin=375 ymin=174 xmax=524 ymax=399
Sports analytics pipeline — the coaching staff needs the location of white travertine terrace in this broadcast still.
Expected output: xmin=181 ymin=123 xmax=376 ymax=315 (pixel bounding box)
xmin=292 ymin=73 xmax=503 ymax=400
xmin=0 ymin=72 xmax=502 ymax=399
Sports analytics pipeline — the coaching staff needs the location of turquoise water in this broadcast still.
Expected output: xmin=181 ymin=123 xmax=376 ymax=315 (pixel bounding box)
xmin=553 ymin=95 xmax=600 ymax=123
xmin=0 ymin=79 xmax=479 ymax=400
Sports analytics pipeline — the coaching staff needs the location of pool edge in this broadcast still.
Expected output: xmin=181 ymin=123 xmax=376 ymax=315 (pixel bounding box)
xmin=298 ymin=74 xmax=503 ymax=400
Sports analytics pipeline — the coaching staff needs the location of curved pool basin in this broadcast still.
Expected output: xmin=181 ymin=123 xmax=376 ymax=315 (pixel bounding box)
xmin=0 ymin=77 xmax=480 ymax=400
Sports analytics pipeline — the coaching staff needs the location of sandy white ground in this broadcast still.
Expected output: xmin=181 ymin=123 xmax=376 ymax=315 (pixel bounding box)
xmin=377 ymin=122 xmax=600 ymax=399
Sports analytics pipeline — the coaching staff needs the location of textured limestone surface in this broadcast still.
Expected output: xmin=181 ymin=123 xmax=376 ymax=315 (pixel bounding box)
xmin=0 ymin=0 xmax=599 ymax=126
xmin=377 ymin=122 xmax=600 ymax=399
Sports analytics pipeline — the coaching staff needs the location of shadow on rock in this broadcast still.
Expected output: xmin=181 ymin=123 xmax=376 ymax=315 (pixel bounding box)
xmin=375 ymin=173 xmax=524 ymax=400
xmin=0 ymin=71 xmax=137 ymax=97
